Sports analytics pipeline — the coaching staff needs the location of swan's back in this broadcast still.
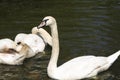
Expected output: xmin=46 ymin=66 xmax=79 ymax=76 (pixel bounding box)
xmin=50 ymin=56 xmax=108 ymax=79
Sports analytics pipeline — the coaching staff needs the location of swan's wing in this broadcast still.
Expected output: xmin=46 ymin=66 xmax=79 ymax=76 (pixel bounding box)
xmin=57 ymin=56 xmax=108 ymax=79
xmin=0 ymin=48 xmax=19 ymax=53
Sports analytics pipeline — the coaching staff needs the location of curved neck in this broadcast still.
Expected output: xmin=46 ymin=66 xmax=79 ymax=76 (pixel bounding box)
xmin=38 ymin=28 xmax=52 ymax=46
xmin=48 ymin=22 xmax=59 ymax=72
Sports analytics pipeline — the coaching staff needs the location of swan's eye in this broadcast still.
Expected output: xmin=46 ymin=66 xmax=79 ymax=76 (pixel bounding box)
xmin=43 ymin=19 xmax=49 ymax=23
xmin=17 ymin=42 xmax=21 ymax=45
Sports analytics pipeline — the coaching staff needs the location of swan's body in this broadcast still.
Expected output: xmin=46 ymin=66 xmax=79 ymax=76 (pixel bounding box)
xmin=0 ymin=38 xmax=16 ymax=52
xmin=38 ymin=16 xmax=120 ymax=80
xmin=0 ymin=43 xmax=33 ymax=65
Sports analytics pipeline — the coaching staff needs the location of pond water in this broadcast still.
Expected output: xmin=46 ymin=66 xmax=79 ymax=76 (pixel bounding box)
xmin=0 ymin=0 xmax=120 ymax=80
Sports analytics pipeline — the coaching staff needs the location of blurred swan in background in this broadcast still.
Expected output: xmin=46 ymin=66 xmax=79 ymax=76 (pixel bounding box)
xmin=0 ymin=43 xmax=33 ymax=65
xmin=38 ymin=16 xmax=120 ymax=80
xmin=14 ymin=27 xmax=52 ymax=58
xmin=0 ymin=25 xmax=52 ymax=65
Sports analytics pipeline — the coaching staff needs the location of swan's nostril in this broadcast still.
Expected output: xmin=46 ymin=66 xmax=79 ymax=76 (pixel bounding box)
xmin=38 ymin=22 xmax=46 ymax=28
xmin=38 ymin=19 xmax=49 ymax=29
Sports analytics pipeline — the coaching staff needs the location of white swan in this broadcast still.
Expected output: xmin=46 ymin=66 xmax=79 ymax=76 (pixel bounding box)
xmin=15 ymin=34 xmax=45 ymax=58
xmin=0 ymin=38 xmax=16 ymax=52
xmin=14 ymin=27 xmax=52 ymax=58
xmin=0 ymin=43 xmax=33 ymax=65
xmin=37 ymin=16 xmax=120 ymax=80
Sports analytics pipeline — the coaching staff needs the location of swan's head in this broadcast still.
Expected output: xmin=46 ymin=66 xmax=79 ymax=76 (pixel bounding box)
xmin=15 ymin=33 xmax=27 ymax=45
xmin=37 ymin=16 xmax=56 ymax=29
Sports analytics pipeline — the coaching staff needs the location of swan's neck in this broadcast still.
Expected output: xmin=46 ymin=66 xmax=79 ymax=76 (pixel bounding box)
xmin=48 ymin=22 xmax=59 ymax=72
xmin=38 ymin=28 xmax=52 ymax=46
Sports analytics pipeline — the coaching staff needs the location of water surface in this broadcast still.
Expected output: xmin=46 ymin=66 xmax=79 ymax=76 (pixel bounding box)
xmin=0 ymin=0 xmax=120 ymax=80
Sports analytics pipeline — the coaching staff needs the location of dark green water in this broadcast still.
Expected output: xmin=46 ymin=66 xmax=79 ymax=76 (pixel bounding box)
xmin=0 ymin=0 xmax=120 ymax=80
